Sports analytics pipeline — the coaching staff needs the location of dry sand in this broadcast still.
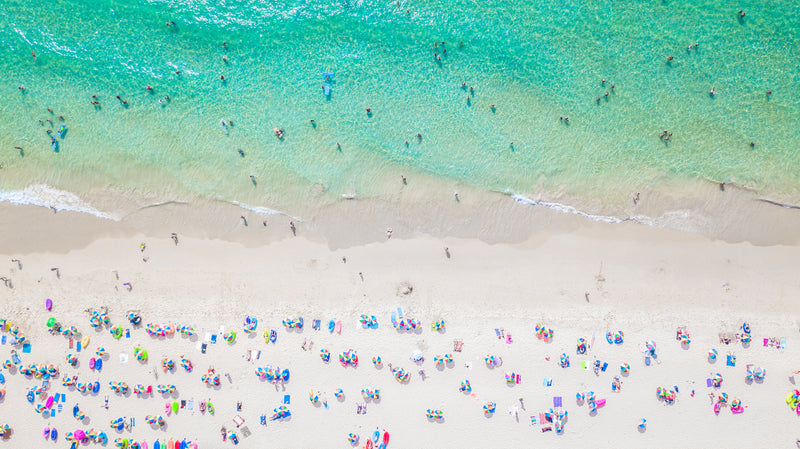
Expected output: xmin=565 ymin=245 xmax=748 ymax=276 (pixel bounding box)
xmin=0 ymin=195 xmax=799 ymax=448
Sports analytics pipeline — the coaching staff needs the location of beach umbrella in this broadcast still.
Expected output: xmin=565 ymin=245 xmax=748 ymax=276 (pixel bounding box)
xmin=708 ymin=349 xmax=718 ymax=360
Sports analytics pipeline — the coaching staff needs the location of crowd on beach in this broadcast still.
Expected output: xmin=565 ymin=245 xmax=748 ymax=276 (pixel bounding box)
xmin=1 ymin=286 xmax=798 ymax=448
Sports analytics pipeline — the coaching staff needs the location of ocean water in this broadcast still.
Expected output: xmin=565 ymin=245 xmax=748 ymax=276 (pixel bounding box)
xmin=1 ymin=0 xmax=799 ymax=215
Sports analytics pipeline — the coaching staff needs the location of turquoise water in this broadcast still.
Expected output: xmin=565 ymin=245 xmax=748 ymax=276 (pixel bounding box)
xmin=1 ymin=0 xmax=799 ymax=212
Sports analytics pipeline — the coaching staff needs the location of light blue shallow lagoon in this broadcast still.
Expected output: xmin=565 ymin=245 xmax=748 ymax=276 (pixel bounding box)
xmin=1 ymin=0 xmax=798 ymax=213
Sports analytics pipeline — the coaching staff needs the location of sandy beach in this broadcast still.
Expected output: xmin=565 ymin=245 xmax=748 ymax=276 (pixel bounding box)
xmin=1 ymin=195 xmax=799 ymax=448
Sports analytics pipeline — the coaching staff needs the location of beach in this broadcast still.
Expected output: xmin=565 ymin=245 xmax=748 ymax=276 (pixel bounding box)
xmin=2 ymin=0 xmax=800 ymax=447
xmin=1 ymin=197 xmax=799 ymax=448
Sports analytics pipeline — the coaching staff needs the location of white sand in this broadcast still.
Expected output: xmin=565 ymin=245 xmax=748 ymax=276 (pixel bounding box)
xmin=1 ymin=204 xmax=799 ymax=448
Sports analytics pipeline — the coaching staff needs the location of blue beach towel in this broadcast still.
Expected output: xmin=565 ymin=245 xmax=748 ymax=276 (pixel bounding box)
xmin=726 ymin=355 xmax=736 ymax=367
xmin=283 ymin=395 xmax=290 ymax=404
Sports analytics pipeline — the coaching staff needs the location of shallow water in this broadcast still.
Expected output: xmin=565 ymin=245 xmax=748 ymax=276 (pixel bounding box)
xmin=1 ymin=0 xmax=798 ymax=212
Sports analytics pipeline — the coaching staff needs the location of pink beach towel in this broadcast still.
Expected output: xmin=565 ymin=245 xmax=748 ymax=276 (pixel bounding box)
xmin=763 ymin=338 xmax=768 ymax=347
xmin=506 ymin=334 xmax=513 ymax=344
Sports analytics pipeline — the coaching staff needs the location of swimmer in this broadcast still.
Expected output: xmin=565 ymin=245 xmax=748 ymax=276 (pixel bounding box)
xmin=146 ymin=85 xmax=153 ymax=91
xmin=31 ymin=51 xmax=36 ymax=60
xmin=220 ymin=75 xmax=225 ymax=80
xmin=238 ymin=149 xmax=245 ymax=157
xmin=709 ymin=86 xmax=717 ymax=95
xmin=666 ymin=56 xmax=674 ymax=61
xmin=601 ymin=78 xmax=606 ymax=84
xmin=366 ymin=107 xmax=371 ymax=114
xmin=175 ymin=70 xmax=181 ymax=75
xmin=223 ymin=55 xmax=228 ymax=62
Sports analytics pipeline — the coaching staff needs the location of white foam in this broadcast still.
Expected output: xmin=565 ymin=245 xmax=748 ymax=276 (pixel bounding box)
xmin=230 ymin=200 xmax=303 ymax=222
xmin=0 ymin=184 xmax=116 ymax=220
xmin=511 ymin=194 xmax=625 ymax=224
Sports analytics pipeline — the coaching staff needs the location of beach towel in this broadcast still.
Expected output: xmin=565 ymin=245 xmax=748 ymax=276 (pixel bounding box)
xmin=781 ymin=339 xmax=787 ymax=349
xmin=211 ymin=334 xmax=217 ymax=344
xmin=119 ymin=354 xmax=129 ymax=363
xmin=763 ymin=338 xmax=769 ymax=347
xmin=1 ymin=335 xmax=5 ymax=344
xmin=391 ymin=311 xmax=397 ymax=325
xmin=530 ymin=416 xmax=538 ymax=425
xmin=506 ymin=334 xmax=513 ymax=344
xmin=601 ymin=362 xmax=608 ymax=372
xmin=397 ymin=307 xmax=403 ymax=320
xmin=553 ymin=396 xmax=562 ymax=407
xmin=312 ymin=320 xmax=320 ymax=330
xmin=726 ymin=355 xmax=736 ymax=367
xmin=125 ymin=329 xmax=130 ymax=338
xmin=542 ymin=378 xmax=552 ymax=387
xmin=187 ymin=400 xmax=194 ymax=410
xmin=22 ymin=343 xmax=31 ymax=353
xmin=706 ymin=378 xmax=712 ymax=387
xmin=581 ymin=361 xmax=587 ymax=370
xmin=645 ymin=356 xmax=651 ymax=366
xmin=283 ymin=395 xmax=290 ymax=404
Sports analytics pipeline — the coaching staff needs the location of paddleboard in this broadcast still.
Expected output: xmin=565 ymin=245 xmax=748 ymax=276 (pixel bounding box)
xmin=45 ymin=298 xmax=52 ymax=310
xmin=89 ymin=358 xmax=96 ymax=369
xmin=95 ymin=358 xmax=102 ymax=371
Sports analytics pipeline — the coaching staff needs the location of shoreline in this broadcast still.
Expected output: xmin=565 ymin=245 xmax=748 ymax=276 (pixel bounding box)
xmin=1 ymin=173 xmax=799 ymax=256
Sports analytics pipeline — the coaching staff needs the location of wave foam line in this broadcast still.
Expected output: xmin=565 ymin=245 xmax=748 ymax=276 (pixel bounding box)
xmin=0 ymin=184 xmax=117 ymax=220
xmin=230 ymin=200 xmax=303 ymax=222
xmin=511 ymin=194 xmax=629 ymax=224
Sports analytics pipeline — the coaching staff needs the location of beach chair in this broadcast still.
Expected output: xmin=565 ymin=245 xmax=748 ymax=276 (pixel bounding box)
xmin=241 ymin=426 xmax=251 ymax=437
xmin=233 ymin=415 xmax=245 ymax=427
xmin=453 ymin=340 xmax=463 ymax=352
